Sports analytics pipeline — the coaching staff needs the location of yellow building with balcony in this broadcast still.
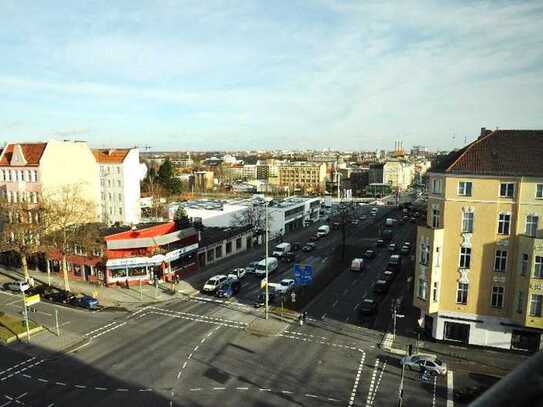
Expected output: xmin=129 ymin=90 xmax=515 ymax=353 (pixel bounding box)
xmin=414 ymin=128 xmax=543 ymax=351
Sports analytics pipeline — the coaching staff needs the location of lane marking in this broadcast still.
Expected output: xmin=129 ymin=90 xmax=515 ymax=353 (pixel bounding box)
xmin=447 ymin=371 xmax=454 ymax=407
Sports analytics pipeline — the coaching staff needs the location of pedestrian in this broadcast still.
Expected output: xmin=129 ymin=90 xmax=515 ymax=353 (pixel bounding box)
xmin=298 ymin=314 xmax=304 ymax=326
xmin=303 ymin=311 xmax=308 ymax=323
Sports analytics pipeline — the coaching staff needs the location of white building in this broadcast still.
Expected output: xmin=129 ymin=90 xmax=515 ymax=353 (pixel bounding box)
xmin=93 ymin=148 xmax=142 ymax=225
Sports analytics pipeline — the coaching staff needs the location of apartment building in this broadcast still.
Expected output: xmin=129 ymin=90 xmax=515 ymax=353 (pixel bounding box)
xmin=414 ymin=129 xmax=543 ymax=351
xmin=278 ymin=162 xmax=327 ymax=193
xmin=383 ymin=160 xmax=415 ymax=191
xmin=93 ymin=148 xmax=141 ymax=225
xmin=0 ymin=141 xmax=99 ymax=217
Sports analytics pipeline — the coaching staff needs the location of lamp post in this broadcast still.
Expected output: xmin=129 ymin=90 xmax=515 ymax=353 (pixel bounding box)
xmin=265 ymin=200 xmax=269 ymax=320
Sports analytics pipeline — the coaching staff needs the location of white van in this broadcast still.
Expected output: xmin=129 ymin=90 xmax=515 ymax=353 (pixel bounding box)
xmin=350 ymin=258 xmax=365 ymax=272
xmin=317 ymin=225 xmax=330 ymax=237
xmin=254 ymin=257 xmax=279 ymax=277
xmin=272 ymin=242 xmax=291 ymax=257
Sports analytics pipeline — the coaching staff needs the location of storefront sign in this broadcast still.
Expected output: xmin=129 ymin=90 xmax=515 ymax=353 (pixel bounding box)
xmin=106 ymin=257 xmax=151 ymax=269
xmin=165 ymin=243 xmax=199 ymax=262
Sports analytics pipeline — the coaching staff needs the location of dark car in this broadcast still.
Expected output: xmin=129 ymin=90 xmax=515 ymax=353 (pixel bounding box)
xmin=359 ymin=297 xmax=378 ymax=316
xmin=454 ymin=385 xmax=492 ymax=403
xmin=363 ymin=249 xmax=376 ymax=259
xmin=381 ymin=270 xmax=395 ymax=283
xmin=388 ymin=254 xmax=402 ymax=270
xmin=382 ymin=229 xmax=393 ymax=242
xmin=291 ymin=242 xmax=302 ymax=251
xmin=332 ymin=222 xmax=340 ymax=230
xmin=302 ymin=242 xmax=316 ymax=252
xmin=281 ymin=251 xmax=297 ymax=263
xmin=255 ymin=290 xmax=276 ymax=307
xmin=409 ymin=216 xmax=417 ymax=223
xmin=375 ymin=239 xmax=385 ymax=247
xmin=216 ymin=279 xmax=241 ymax=298
xmin=387 ymin=243 xmax=397 ymax=252
xmin=373 ymin=279 xmax=390 ymax=295
xmin=44 ymin=290 xmax=76 ymax=304
xmin=400 ymin=245 xmax=410 ymax=255
xmin=25 ymin=284 xmax=55 ymax=297
xmin=310 ymin=235 xmax=320 ymax=242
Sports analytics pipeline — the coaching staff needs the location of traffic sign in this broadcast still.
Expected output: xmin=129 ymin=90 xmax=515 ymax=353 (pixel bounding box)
xmin=293 ymin=264 xmax=313 ymax=286
xmin=24 ymin=294 xmax=40 ymax=307
xmin=260 ymin=278 xmax=267 ymax=289
xmin=291 ymin=292 xmax=296 ymax=303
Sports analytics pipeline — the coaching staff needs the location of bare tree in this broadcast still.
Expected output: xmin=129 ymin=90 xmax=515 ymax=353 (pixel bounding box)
xmin=41 ymin=184 xmax=100 ymax=292
xmin=0 ymin=196 xmax=45 ymax=280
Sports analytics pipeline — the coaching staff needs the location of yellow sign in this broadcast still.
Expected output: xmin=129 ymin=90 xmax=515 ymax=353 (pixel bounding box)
xmin=24 ymin=294 xmax=40 ymax=307
xmin=260 ymin=278 xmax=267 ymax=289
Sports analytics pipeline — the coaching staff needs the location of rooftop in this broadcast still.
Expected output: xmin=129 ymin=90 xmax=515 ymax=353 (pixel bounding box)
xmin=0 ymin=143 xmax=47 ymax=166
xmin=93 ymin=148 xmax=131 ymax=164
xmin=432 ymin=129 xmax=543 ymax=177
xmin=199 ymin=225 xmax=253 ymax=247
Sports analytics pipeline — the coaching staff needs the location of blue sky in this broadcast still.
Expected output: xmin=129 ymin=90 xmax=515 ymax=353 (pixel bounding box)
xmin=1 ymin=0 xmax=542 ymax=151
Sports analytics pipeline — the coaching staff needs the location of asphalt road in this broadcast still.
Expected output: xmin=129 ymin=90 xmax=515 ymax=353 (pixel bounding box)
xmin=0 ymin=193 xmax=494 ymax=406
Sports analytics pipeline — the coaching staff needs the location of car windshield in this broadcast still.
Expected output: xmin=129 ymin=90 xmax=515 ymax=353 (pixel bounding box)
xmin=281 ymin=281 xmax=290 ymax=286
xmin=434 ymin=359 xmax=442 ymax=366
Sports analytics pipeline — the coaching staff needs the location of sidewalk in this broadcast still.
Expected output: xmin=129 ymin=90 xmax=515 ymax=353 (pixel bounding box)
xmin=0 ymin=266 xmax=177 ymax=309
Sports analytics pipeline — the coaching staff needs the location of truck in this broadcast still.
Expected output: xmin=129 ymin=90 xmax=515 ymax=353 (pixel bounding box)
xmin=272 ymin=242 xmax=292 ymax=257
xmin=254 ymin=257 xmax=279 ymax=277
xmin=317 ymin=225 xmax=330 ymax=237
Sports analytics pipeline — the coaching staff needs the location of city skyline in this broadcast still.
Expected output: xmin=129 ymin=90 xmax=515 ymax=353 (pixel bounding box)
xmin=1 ymin=1 xmax=542 ymax=150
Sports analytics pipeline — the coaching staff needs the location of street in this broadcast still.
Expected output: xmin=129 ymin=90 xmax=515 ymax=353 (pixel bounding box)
xmin=0 ymin=198 xmax=527 ymax=406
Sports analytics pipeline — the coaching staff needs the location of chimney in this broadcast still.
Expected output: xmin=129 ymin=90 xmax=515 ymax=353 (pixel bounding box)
xmin=479 ymin=127 xmax=492 ymax=139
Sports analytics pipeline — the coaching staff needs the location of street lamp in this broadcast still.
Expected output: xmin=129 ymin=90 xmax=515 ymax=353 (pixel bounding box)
xmin=265 ymin=200 xmax=269 ymax=320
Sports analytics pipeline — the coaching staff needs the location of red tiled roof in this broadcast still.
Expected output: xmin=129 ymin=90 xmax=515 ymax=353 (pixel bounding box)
xmin=0 ymin=143 xmax=47 ymax=166
xmin=104 ymin=222 xmax=177 ymax=241
xmin=92 ymin=148 xmax=130 ymax=164
xmin=432 ymin=130 xmax=543 ymax=177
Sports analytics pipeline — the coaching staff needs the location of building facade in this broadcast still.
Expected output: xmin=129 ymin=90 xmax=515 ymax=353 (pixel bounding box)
xmin=0 ymin=141 xmax=99 ymax=218
xmin=93 ymin=148 xmax=142 ymax=225
xmin=278 ymin=162 xmax=327 ymax=193
xmin=414 ymin=129 xmax=543 ymax=352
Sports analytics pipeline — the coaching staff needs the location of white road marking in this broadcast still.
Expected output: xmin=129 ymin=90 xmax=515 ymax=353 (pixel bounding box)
xmin=95 ymin=387 xmax=108 ymax=391
xmin=353 ymin=303 xmax=360 ymax=311
xmin=365 ymin=359 xmax=380 ymax=407
xmin=55 ymin=382 xmax=66 ymax=386
xmin=370 ymin=361 xmax=387 ymax=405
xmin=259 ymin=388 xmax=271 ymax=392
xmin=213 ymin=387 xmax=225 ymax=391
xmin=305 ymin=394 xmax=319 ymax=398
xmin=433 ymin=375 xmax=437 ymax=407
xmin=189 ymin=388 xmax=202 ymax=392
xmin=116 ymin=388 xmax=128 ymax=392
xmin=447 ymin=371 xmax=454 ymax=407
xmin=38 ymin=378 xmax=48 ymax=383
xmin=332 ymin=300 xmax=338 ymax=308
xmin=74 ymin=385 xmax=86 ymax=389
xmin=281 ymin=390 xmax=292 ymax=394
xmin=343 ymin=288 xmax=349 ymax=295
xmin=321 ymin=313 xmax=327 ymax=319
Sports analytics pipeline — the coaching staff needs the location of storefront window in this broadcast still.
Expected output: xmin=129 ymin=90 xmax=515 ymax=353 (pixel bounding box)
xmin=110 ymin=268 xmax=127 ymax=279
xmin=73 ymin=264 xmax=82 ymax=276
xmin=128 ymin=267 xmax=147 ymax=277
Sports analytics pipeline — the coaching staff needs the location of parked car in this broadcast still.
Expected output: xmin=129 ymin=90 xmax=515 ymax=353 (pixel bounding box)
xmin=400 ymin=355 xmax=447 ymax=375
xmin=254 ymin=257 xmax=279 ymax=277
xmin=351 ymin=219 xmax=359 ymax=225
xmin=350 ymin=258 xmax=365 ymax=272
xmin=400 ymin=245 xmax=410 ymax=255
xmin=76 ymin=295 xmax=99 ymax=310
xmin=280 ymin=251 xmax=297 ymax=263
xmin=3 ymin=280 xmax=30 ymax=292
xmin=360 ymin=215 xmax=367 ymax=220
xmin=302 ymin=242 xmax=316 ymax=252
xmin=387 ymin=243 xmax=397 ymax=252
xmin=373 ymin=279 xmax=390 ymax=295
xmin=228 ymin=268 xmax=247 ymax=280
xmin=270 ymin=279 xmax=295 ymax=294
xmin=291 ymin=242 xmax=302 ymax=251
xmin=44 ymin=290 xmax=76 ymax=304
xmin=202 ymin=275 xmax=228 ymax=294
xmin=310 ymin=235 xmax=320 ymax=242
xmin=359 ymin=297 xmax=378 ymax=316
xmin=454 ymin=385 xmax=491 ymax=403
xmin=363 ymin=249 xmax=376 ymax=259
xmin=409 ymin=216 xmax=417 ymax=223
xmin=375 ymin=239 xmax=385 ymax=247
xmin=25 ymin=284 xmax=55 ymax=297
xmin=382 ymin=229 xmax=393 ymax=242
xmin=216 ymin=278 xmax=241 ymax=298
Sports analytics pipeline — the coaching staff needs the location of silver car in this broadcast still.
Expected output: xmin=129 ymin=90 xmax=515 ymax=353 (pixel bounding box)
xmin=400 ymin=355 xmax=447 ymax=375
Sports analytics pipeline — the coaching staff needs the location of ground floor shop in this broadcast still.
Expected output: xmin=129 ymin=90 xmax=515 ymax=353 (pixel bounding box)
xmin=419 ymin=309 xmax=543 ymax=352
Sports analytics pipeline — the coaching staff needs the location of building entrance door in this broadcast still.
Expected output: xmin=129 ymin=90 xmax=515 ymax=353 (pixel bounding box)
xmin=444 ymin=321 xmax=470 ymax=344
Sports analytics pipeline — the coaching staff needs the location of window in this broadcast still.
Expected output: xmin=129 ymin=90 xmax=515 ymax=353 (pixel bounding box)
xmin=497 ymin=213 xmax=511 ymax=235
xmin=456 ymin=283 xmax=468 ymax=304
xmin=534 ymin=256 xmax=543 ymax=278
xmin=462 ymin=212 xmax=474 ymax=233
xmin=417 ymin=279 xmax=427 ymax=300
xmin=458 ymin=181 xmax=472 ymax=196
xmin=500 ymin=183 xmax=515 ymax=198
xmin=117 ymin=180 xmax=122 ymax=187
xmin=537 ymin=184 xmax=543 ymax=199
xmin=117 ymin=167 xmax=121 ymax=174
xmin=0 ymin=169 xmax=4 ymax=182
xmin=118 ymin=207 xmax=122 ymax=215
xmin=432 ymin=282 xmax=439 ymax=302
xmin=118 ymin=193 xmax=122 ymax=202
xmin=521 ymin=253 xmax=529 ymax=276
xmin=420 ymin=243 xmax=430 ymax=265
xmin=236 ymin=238 xmax=242 ymax=250
xmin=517 ymin=291 xmax=524 ymax=314
xmin=435 ymin=247 xmax=441 ymax=267
xmin=459 ymin=247 xmax=471 ymax=269
xmin=494 ymin=250 xmax=507 ymax=272
xmin=226 ymin=241 xmax=232 ymax=254
xmin=206 ymin=250 xmax=215 ymax=262
xmin=432 ymin=207 xmax=440 ymax=228
xmin=31 ymin=170 xmax=37 ymax=182
xmin=526 ymin=215 xmax=539 ymax=237
xmin=491 ymin=286 xmax=504 ymax=308
xmin=529 ymin=294 xmax=542 ymax=317
xmin=431 ymin=178 xmax=442 ymax=194
xmin=107 ymin=180 xmax=111 ymax=187
xmin=215 ymin=246 xmax=222 ymax=259
xmin=108 ymin=193 xmax=112 ymax=201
